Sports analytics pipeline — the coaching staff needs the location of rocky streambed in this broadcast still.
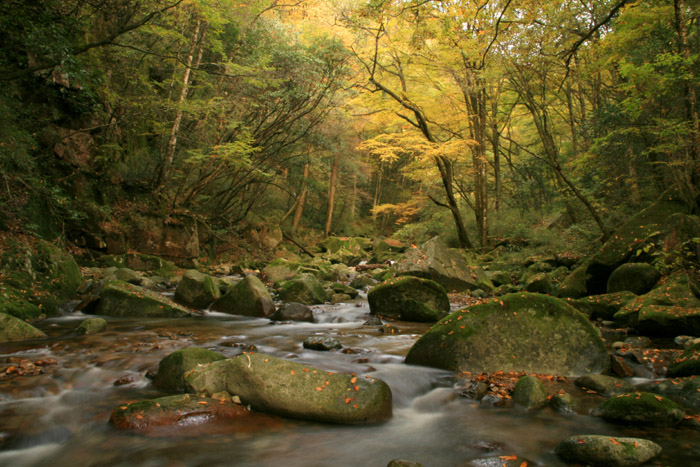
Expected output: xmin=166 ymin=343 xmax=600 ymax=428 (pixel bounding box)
xmin=0 ymin=286 xmax=699 ymax=467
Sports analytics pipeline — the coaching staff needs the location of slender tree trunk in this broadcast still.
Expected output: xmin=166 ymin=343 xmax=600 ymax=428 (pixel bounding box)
xmin=291 ymin=161 xmax=310 ymax=233
xmin=324 ymin=154 xmax=338 ymax=237
xmin=490 ymin=90 xmax=501 ymax=212
xmin=350 ymin=173 xmax=357 ymax=221
xmin=157 ymin=18 xmax=205 ymax=188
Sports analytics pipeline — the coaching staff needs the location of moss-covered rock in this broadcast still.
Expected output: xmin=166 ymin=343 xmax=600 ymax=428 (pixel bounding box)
xmin=593 ymin=392 xmax=685 ymax=426
xmin=261 ymin=259 xmax=301 ymax=284
xmin=574 ymin=374 xmax=633 ymax=397
xmin=394 ymin=236 xmax=493 ymax=292
xmin=303 ymin=336 xmax=341 ymax=351
xmin=607 ymin=263 xmax=660 ymax=295
xmin=637 ymin=376 xmax=700 ymax=411
xmin=555 ymin=435 xmax=661 ymax=467
xmin=185 ymin=352 xmax=392 ymax=424
xmin=557 ymin=263 xmax=591 ymax=299
xmin=153 ymin=347 xmax=227 ymax=393
xmin=329 ymin=283 xmax=358 ymax=299
xmin=0 ymin=312 xmax=47 ymax=342
xmin=174 ymin=269 xmax=220 ymax=309
xmin=278 ymin=274 xmax=329 ymax=305
xmin=75 ymin=317 xmax=107 ymax=335
xmin=96 ymin=281 xmax=191 ymax=318
xmin=512 ymin=375 xmax=547 ymax=409
xmin=614 ymin=272 xmax=700 ymax=334
xmin=350 ymin=275 xmax=376 ymax=289
xmin=571 ymin=292 xmax=637 ymax=320
xmin=368 ymin=276 xmax=449 ymax=323
xmin=109 ymin=394 xmax=248 ymax=430
xmin=667 ymin=343 xmax=700 ymax=378
xmin=271 ymin=303 xmax=314 ymax=322
xmin=210 ymin=275 xmax=275 ymax=317
xmin=524 ymin=273 xmax=552 ymax=294
xmin=405 ymin=293 xmax=609 ymax=375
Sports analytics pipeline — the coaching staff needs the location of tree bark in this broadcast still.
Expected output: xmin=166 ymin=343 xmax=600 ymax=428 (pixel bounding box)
xmin=324 ymin=154 xmax=338 ymax=237
xmin=292 ymin=161 xmax=310 ymax=233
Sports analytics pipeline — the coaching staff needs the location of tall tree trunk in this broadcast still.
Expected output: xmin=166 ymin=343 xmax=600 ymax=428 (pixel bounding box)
xmin=350 ymin=173 xmax=357 ymax=221
xmin=490 ymin=87 xmax=501 ymax=212
xmin=157 ymin=18 xmax=205 ymax=188
xmin=324 ymin=154 xmax=338 ymax=237
xmin=291 ymin=161 xmax=310 ymax=233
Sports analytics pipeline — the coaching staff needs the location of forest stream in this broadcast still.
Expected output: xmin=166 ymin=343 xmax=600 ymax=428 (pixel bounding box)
xmin=0 ymin=286 xmax=699 ymax=467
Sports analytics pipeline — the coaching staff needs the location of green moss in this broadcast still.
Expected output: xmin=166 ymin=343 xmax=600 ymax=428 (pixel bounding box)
xmin=667 ymin=344 xmax=700 ymax=378
xmin=595 ymin=391 xmax=685 ymax=426
xmin=153 ymin=347 xmax=226 ymax=392
xmin=368 ymin=276 xmax=449 ymax=323
xmin=97 ymin=281 xmax=191 ymax=318
xmin=0 ymin=312 xmax=47 ymax=342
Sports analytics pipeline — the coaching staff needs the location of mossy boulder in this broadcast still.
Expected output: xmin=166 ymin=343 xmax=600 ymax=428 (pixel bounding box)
xmin=278 ymin=274 xmax=329 ymax=305
xmin=524 ymin=273 xmax=552 ymax=294
xmin=555 ymin=435 xmax=661 ymax=467
xmin=667 ymin=344 xmax=700 ymax=378
xmin=95 ymin=281 xmax=191 ymax=318
xmin=574 ymin=374 xmax=633 ymax=397
xmin=303 ymin=336 xmax=341 ymax=351
xmin=571 ymin=292 xmax=637 ymax=320
xmin=593 ymin=392 xmax=685 ymax=426
xmin=0 ymin=312 xmax=47 ymax=342
xmin=368 ymin=276 xmax=450 ymax=323
xmin=350 ymin=275 xmax=377 ymax=289
xmin=405 ymin=293 xmax=609 ymax=375
xmin=111 ymin=267 xmax=142 ymax=285
xmin=153 ymin=347 xmax=227 ymax=393
xmin=614 ymin=272 xmax=700 ymax=334
xmin=109 ymin=394 xmax=248 ymax=430
xmin=607 ymin=263 xmax=661 ymax=295
xmin=638 ymin=376 xmax=700 ymax=411
xmin=185 ymin=352 xmax=392 ymax=424
xmin=557 ymin=263 xmax=591 ymax=299
xmin=210 ymin=275 xmax=275 ymax=318
xmin=512 ymin=375 xmax=547 ymax=409
xmin=271 ymin=303 xmax=314 ymax=322
xmin=261 ymin=259 xmax=301 ymax=284
xmin=174 ymin=269 xmax=221 ymax=309
xmin=394 ymin=236 xmax=493 ymax=292
xmin=329 ymin=283 xmax=358 ymax=299
xmin=75 ymin=318 xmax=107 ymax=335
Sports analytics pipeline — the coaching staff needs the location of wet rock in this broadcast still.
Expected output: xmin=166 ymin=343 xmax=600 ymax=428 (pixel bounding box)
xmin=271 ymin=303 xmax=314 ymax=322
xmin=405 ymin=293 xmax=609 ymax=375
xmin=111 ymin=268 xmax=142 ymax=285
xmin=638 ymin=376 xmax=700 ymax=411
xmin=368 ymin=276 xmax=449 ymax=323
xmin=624 ymin=336 xmax=652 ymax=348
xmin=174 ymin=270 xmax=220 ymax=309
xmin=387 ymin=460 xmax=423 ymax=467
xmin=675 ymin=335 xmax=700 ymax=348
xmin=512 ymin=375 xmax=547 ymax=409
xmin=303 ymin=336 xmax=341 ymax=351
xmin=96 ymin=281 xmax=191 ymax=318
xmin=277 ymin=274 xmax=329 ymax=305
xmin=667 ymin=343 xmax=700 ymax=377
xmin=593 ymin=392 xmax=685 ymax=426
xmin=114 ymin=375 xmax=137 ymax=386
xmin=607 ymin=263 xmax=660 ymax=295
xmin=550 ymin=392 xmax=575 ymax=412
xmin=109 ymin=394 xmax=248 ymax=430
xmin=394 ymin=236 xmax=493 ymax=292
xmin=479 ymin=394 xmax=502 ymax=407
xmin=185 ymin=352 xmax=392 ymax=424
xmin=610 ymin=355 xmax=635 ymax=378
xmin=378 ymin=324 xmax=399 ymax=334
xmin=0 ymin=313 xmax=47 ymax=342
xmin=153 ymin=347 xmax=227 ymax=393
xmin=363 ymin=316 xmax=383 ymax=326
xmin=330 ymin=293 xmax=353 ymax=304
xmin=330 ymin=283 xmax=359 ymax=299
xmin=465 ymin=455 xmax=533 ymax=466
xmin=75 ymin=318 xmax=107 ymax=335
xmin=210 ymin=275 xmax=275 ymax=318
xmin=459 ymin=380 xmax=489 ymax=401
xmin=574 ymin=374 xmax=633 ymax=397
xmin=555 ymin=434 xmax=661 ymax=467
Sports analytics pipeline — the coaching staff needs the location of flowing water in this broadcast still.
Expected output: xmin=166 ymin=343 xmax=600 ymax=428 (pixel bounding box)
xmin=0 ymin=291 xmax=699 ymax=466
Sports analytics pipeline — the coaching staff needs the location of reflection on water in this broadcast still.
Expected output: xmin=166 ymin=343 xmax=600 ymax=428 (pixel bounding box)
xmin=0 ymin=296 xmax=699 ymax=466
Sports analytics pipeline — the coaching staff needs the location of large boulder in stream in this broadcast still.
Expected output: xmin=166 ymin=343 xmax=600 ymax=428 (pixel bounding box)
xmin=638 ymin=376 xmax=700 ymax=411
xmin=666 ymin=344 xmax=700 ymax=378
xmin=95 ymin=281 xmax=192 ymax=318
xmin=185 ymin=352 xmax=392 ymax=424
xmin=368 ymin=276 xmax=450 ymax=322
xmin=277 ymin=274 xmax=329 ymax=305
xmin=592 ymin=392 xmax=685 ymax=426
xmin=607 ymin=262 xmax=660 ymax=295
xmin=394 ymin=237 xmax=493 ymax=292
xmin=174 ymin=269 xmax=220 ymax=309
xmin=555 ymin=435 xmax=662 ymax=467
xmin=210 ymin=275 xmax=275 ymax=317
xmin=405 ymin=293 xmax=609 ymax=375
xmin=153 ymin=347 xmax=227 ymax=393
xmin=0 ymin=312 xmax=46 ymax=342
xmin=110 ymin=394 xmax=249 ymax=430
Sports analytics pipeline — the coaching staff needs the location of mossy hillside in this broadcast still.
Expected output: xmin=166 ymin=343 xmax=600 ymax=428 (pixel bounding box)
xmin=368 ymin=276 xmax=449 ymax=323
xmin=0 ymin=238 xmax=83 ymax=319
xmin=96 ymin=280 xmax=191 ymax=318
xmin=186 ymin=352 xmax=392 ymax=424
xmin=594 ymin=392 xmax=685 ymax=426
xmin=405 ymin=293 xmax=609 ymax=375
xmin=586 ymin=190 xmax=692 ymax=294
xmin=0 ymin=312 xmax=47 ymax=342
